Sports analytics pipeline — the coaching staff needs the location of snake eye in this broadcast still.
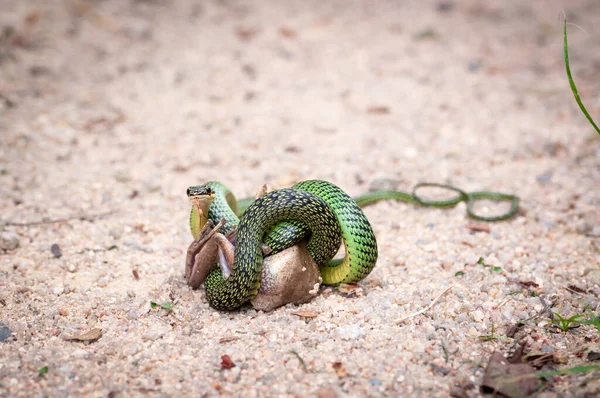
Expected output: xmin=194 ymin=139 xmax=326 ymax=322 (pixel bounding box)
xmin=207 ymin=187 xmax=213 ymax=195
xmin=186 ymin=187 xmax=191 ymax=196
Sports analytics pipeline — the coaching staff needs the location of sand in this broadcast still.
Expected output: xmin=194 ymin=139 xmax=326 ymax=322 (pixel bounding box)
xmin=1 ymin=0 xmax=599 ymax=396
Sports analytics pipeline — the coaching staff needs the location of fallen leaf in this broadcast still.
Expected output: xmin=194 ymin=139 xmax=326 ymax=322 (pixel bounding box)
xmin=481 ymin=352 xmax=540 ymax=398
xmin=291 ymin=310 xmax=319 ymax=318
xmin=219 ymin=336 xmax=240 ymax=344
xmin=466 ymin=224 xmax=490 ymax=233
xmin=221 ymin=355 xmax=236 ymax=369
xmin=132 ymin=269 xmax=140 ymax=280
xmin=64 ymin=328 xmax=102 ymax=342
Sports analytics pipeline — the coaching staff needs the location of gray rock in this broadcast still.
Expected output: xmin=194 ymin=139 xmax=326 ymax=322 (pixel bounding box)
xmin=0 ymin=231 xmax=20 ymax=251
xmin=0 ymin=325 xmax=12 ymax=342
xmin=251 ymin=244 xmax=322 ymax=312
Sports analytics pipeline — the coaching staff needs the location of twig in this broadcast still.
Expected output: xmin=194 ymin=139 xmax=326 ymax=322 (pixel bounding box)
xmin=396 ymin=285 xmax=454 ymax=324
xmin=290 ymin=350 xmax=308 ymax=373
xmin=3 ymin=210 xmax=117 ymax=227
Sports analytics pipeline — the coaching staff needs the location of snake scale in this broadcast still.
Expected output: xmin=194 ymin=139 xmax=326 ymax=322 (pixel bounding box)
xmin=187 ymin=180 xmax=520 ymax=310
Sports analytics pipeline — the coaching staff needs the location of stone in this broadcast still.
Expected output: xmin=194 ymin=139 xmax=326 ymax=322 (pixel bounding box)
xmin=0 ymin=231 xmax=19 ymax=251
xmin=0 ymin=325 xmax=12 ymax=342
xmin=251 ymin=244 xmax=322 ymax=312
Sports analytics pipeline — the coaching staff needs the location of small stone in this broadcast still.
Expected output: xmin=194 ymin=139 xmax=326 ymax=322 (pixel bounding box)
xmin=142 ymin=325 xmax=170 ymax=341
xmin=123 ymin=344 xmax=138 ymax=357
xmin=71 ymin=349 xmax=89 ymax=359
xmin=541 ymin=345 xmax=554 ymax=353
xmin=0 ymin=232 xmax=20 ymax=251
xmin=337 ymin=325 xmax=365 ymax=340
xmin=472 ymin=310 xmax=484 ymax=322
xmin=97 ymin=277 xmax=110 ymax=287
xmin=127 ymin=290 xmax=136 ymax=298
xmin=52 ymin=285 xmax=65 ymax=296
xmin=536 ymin=169 xmax=553 ymax=184
xmin=50 ymin=243 xmax=62 ymax=258
xmin=0 ymin=325 xmax=12 ymax=342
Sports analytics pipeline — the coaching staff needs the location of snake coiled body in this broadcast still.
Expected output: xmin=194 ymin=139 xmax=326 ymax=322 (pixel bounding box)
xmin=188 ymin=180 xmax=519 ymax=310
xmin=194 ymin=180 xmax=378 ymax=310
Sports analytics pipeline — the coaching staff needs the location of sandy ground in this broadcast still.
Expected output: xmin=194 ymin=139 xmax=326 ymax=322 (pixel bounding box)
xmin=1 ymin=0 xmax=599 ymax=397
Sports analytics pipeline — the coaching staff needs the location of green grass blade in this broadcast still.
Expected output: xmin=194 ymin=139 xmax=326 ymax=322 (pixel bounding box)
xmin=535 ymin=364 xmax=600 ymax=378
xmin=564 ymin=20 xmax=600 ymax=136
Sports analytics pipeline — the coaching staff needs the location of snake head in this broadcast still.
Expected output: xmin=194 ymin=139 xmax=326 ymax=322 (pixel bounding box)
xmin=187 ymin=184 xmax=216 ymax=238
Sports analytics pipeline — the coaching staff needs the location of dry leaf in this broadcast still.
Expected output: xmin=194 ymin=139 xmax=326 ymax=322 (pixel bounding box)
xmin=220 ymin=355 xmax=236 ymax=369
xmin=481 ymin=352 xmax=540 ymax=398
xmin=291 ymin=310 xmax=319 ymax=318
xmin=64 ymin=328 xmax=102 ymax=342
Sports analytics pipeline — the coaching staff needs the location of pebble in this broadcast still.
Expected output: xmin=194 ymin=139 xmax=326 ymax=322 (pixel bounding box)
xmin=0 ymin=325 xmax=12 ymax=342
xmin=122 ymin=344 xmax=138 ymax=357
xmin=67 ymin=263 xmax=78 ymax=273
xmin=337 ymin=325 xmax=365 ymax=340
xmin=97 ymin=277 xmax=110 ymax=287
xmin=471 ymin=310 xmax=484 ymax=322
xmin=52 ymin=285 xmax=65 ymax=296
xmin=0 ymin=232 xmax=20 ymax=251
xmin=71 ymin=349 xmax=89 ymax=359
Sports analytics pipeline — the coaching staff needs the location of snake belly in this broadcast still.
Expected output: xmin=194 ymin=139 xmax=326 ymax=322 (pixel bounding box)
xmin=198 ymin=180 xmax=378 ymax=310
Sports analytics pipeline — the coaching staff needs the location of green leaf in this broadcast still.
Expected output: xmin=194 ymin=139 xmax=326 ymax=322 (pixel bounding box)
xmin=107 ymin=245 xmax=118 ymax=251
xmin=492 ymin=266 xmax=502 ymax=272
xmin=564 ymin=19 xmax=600 ymax=135
xmin=38 ymin=366 xmax=48 ymax=376
xmin=150 ymin=301 xmax=174 ymax=310
xmin=455 ymin=271 xmax=465 ymax=277
xmin=477 ymin=257 xmax=485 ymax=265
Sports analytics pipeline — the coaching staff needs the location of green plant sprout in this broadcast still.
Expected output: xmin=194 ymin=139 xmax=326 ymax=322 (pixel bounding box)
xmin=563 ymin=19 xmax=600 ymax=136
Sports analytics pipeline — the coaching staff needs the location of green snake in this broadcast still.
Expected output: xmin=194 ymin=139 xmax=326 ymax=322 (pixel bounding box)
xmin=187 ymin=180 xmax=520 ymax=310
